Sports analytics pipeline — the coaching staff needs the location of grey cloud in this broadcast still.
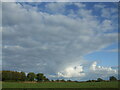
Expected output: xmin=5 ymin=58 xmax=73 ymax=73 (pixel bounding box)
xmin=2 ymin=2 xmax=118 ymax=80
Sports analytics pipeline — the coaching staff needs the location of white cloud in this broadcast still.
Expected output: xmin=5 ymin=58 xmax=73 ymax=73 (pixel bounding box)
xmin=90 ymin=61 xmax=115 ymax=72
xmin=73 ymin=3 xmax=86 ymax=8
xmin=87 ymin=61 xmax=117 ymax=79
xmin=94 ymin=4 xmax=105 ymax=9
xmin=2 ymin=2 xmax=118 ymax=80
xmin=101 ymin=8 xmax=111 ymax=18
xmin=101 ymin=7 xmax=118 ymax=20
xmin=101 ymin=20 xmax=113 ymax=32
xmin=57 ymin=65 xmax=85 ymax=78
xmin=44 ymin=2 xmax=67 ymax=14
xmin=51 ymin=61 xmax=117 ymax=80
xmin=44 ymin=2 xmax=86 ymax=15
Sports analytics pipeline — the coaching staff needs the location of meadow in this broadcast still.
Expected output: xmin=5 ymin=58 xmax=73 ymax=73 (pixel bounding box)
xmin=2 ymin=81 xmax=118 ymax=88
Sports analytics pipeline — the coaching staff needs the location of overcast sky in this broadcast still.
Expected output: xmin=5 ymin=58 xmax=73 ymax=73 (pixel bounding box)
xmin=2 ymin=2 xmax=118 ymax=81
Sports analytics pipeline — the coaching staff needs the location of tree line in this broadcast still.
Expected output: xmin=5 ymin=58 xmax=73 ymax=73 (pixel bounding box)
xmin=86 ymin=76 xmax=118 ymax=82
xmin=0 ymin=70 xmax=118 ymax=82
xmin=1 ymin=70 xmax=49 ymax=82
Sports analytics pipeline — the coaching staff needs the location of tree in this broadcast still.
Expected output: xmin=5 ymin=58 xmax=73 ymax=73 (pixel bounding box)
xmin=0 ymin=71 xmax=2 ymax=81
xmin=2 ymin=70 xmax=50 ymax=82
xmin=97 ymin=78 xmax=103 ymax=82
xmin=2 ymin=71 xmax=9 ymax=81
xmin=51 ymin=80 xmax=54 ymax=82
xmin=56 ymin=79 xmax=60 ymax=82
xmin=36 ymin=73 xmax=44 ymax=82
xmin=109 ymin=76 xmax=117 ymax=81
xmin=86 ymin=80 xmax=91 ymax=82
xmin=36 ymin=73 xmax=49 ymax=82
xmin=2 ymin=70 xmax=25 ymax=81
xmin=60 ymin=79 xmax=65 ymax=82
xmin=27 ymin=72 xmax=36 ymax=81
xmin=44 ymin=78 xmax=49 ymax=82
xmin=67 ymin=80 xmax=72 ymax=82
xmin=20 ymin=72 xmax=26 ymax=81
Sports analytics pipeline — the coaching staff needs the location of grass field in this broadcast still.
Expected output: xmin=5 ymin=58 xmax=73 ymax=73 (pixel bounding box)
xmin=2 ymin=81 xmax=119 ymax=88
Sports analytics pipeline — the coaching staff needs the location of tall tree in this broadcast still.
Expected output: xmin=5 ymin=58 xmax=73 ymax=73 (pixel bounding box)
xmin=36 ymin=73 xmax=44 ymax=82
xmin=27 ymin=72 xmax=36 ymax=81
xmin=20 ymin=72 xmax=26 ymax=81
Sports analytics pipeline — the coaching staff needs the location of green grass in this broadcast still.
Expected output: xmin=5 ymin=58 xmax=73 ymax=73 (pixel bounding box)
xmin=2 ymin=81 xmax=118 ymax=88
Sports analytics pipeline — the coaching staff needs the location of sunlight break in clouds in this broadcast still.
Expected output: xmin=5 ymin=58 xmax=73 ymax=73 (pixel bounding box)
xmin=56 ymin=61 xmax=117 ymax=80
xmin=2 ymin=2 xmax=118 ymax=80
xmin=57 ymin=65 xmax=85 ymax=78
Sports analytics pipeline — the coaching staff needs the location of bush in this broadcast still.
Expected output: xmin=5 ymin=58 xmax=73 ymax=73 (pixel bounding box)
xmin=97 ymin=78 xmax=103 ymax=82
xmin=109 ymin=76 xmax=117 ymax=81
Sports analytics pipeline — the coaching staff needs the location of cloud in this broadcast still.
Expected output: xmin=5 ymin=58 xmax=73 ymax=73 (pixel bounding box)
xmin=101 ymin=8 xmax=118 ymax=19
xmin=44 ymin=2 xmax=67 ymax=14
xmin=51 ymin=61 xmax=117 ymax=80
xmin=94 ymin=3 xmax=106 ymax=9
xmin=74 ymin=3 xmax=86 ymax=8
xmin=43 ymin=2 xmax=86 ymax=15
xmin=2 ymin=2 xmax=118 ymax=80
xmin=0 ymin=2 xmax=2 ymax=71
xmin=86 ymin=61 xmax=118 ymax=80
xmin=2 ymin=0 xmax=120 ymax=2
xmin=102 ymin=49 xmax=119 ymax=53
xmin=57 ymin=65 xmax=85 ymax=78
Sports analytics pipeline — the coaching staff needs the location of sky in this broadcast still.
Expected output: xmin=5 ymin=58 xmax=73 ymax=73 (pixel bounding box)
xmin=1 ymin=2 xmax=119 ymax=81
